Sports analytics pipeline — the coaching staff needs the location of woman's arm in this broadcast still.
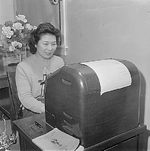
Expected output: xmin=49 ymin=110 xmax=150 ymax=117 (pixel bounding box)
xmin=16 ymin=63 xmax=45 ymax=113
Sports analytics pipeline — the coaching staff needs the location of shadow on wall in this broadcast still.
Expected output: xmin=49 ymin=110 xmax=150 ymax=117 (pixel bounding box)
xmin=139 ymin=72 xmax=148 ymax=151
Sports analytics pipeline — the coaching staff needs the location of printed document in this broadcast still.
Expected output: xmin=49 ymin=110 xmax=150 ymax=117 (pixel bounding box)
xmin=32 ymin=128 xmax=80 ymax=151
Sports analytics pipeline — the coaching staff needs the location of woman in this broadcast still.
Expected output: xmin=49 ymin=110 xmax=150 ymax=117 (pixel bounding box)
xmin=16 ymin=22 xmax=65 ymax=117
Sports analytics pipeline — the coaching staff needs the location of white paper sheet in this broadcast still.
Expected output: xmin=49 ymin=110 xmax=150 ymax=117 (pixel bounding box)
xmin=81 ymin=59 xmax=132 ymax=95
xmin=32 ymin=128 xmax=80 ymax=151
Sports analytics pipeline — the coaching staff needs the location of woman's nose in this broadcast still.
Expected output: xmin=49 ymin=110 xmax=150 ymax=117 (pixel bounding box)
xmin=48 ymin=44 xmax=52 ymax=50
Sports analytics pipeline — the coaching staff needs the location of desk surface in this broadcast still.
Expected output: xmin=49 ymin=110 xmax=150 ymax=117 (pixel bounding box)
xmin=14 ymin=113 xmax=53 ymax=151
xmin=14 ymin=113 xmax=53 ymax=139
xmin=13 ymin=113 xmax=147 ymax=151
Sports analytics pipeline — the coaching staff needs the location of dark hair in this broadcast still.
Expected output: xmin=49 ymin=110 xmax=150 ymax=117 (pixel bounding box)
xmin=28 ymin=22 xmax=61 ymax=54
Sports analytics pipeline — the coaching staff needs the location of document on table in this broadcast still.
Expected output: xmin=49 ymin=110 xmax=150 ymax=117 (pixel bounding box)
xmin=32 ymin=128 xmax=80 ymax=151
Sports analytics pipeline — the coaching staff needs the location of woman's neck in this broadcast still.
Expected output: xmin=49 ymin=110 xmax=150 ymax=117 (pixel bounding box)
xmin=34 ymin=52 xmax=53 ymax=64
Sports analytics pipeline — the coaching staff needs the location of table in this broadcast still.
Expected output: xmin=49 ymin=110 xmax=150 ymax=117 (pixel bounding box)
xmin=13 ymin=113 xmax=147 ymax=151
xmin=14 ymin=113 xmax=53 ymax=151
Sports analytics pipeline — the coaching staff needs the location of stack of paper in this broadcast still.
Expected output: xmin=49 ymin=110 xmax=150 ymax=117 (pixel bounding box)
xmin=32 ymin=128 xmax=80 ymax=151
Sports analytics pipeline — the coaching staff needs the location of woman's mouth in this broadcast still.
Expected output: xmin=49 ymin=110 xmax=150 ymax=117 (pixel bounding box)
xmin=45 ymin=51 xmax=53 ymax=55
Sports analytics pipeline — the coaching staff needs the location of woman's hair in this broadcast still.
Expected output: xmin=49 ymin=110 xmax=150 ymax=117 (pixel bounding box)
xmin=28 ymin=22 xmax=61 ymax=54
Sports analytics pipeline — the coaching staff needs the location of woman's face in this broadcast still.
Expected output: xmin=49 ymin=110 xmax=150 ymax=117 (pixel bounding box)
xmin=36 ymin=33 xmax=57 ymax=59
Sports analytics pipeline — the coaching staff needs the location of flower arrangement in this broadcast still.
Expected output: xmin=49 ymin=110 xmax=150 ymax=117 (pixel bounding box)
xmin=2 ymin=14 xmax=36 ymax=55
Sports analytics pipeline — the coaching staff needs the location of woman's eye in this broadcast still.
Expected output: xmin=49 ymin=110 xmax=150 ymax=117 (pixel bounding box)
xmin=44 ymin=43 xmax=48 ymax=46
xmin=52 ymin=43 xmax=56 ymax=46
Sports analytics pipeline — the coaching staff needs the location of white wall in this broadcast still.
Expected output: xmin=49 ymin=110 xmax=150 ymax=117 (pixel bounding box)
xmin=64 ymin=0 xmax=150 ymax=150
xmin=0 ymin=0 xmax=15 ymax=41
xmin=16 ymin=0 xmax=59 ymax=27
xmin=0 ymin=0 xmax=15 ymax=24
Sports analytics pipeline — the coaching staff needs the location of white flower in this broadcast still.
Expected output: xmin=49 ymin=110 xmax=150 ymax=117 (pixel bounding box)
xmin=2 ymin=14 xmax=35 ymax=53
xmin=16 ymin=14 xmax=27 ymax=23
xmin=25 ymin=23 xmax=33 ymax=30
xmin=9 ymin=45 xmax=15 ymax=52
xmin=25 ymin=24 xmax=37 ymax=30
xmin=13 ymin=22 xmax=24 ymax=31
xmin=11 ymin=41 xmax=22 ymax=48
xmin=17 ymin=42 xmax=22 ymax=48
xmin=33 ymin=26 xmax=37 ymax=30
xmin=2 ymin=26 xmax=13 ymax=38
xmin=11 ymin=41 xmax=18 ymax=47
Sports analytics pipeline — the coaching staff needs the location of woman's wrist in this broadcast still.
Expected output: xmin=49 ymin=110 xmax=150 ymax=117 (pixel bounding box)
xmin=41 ymin=105 xmax=45 ymax=112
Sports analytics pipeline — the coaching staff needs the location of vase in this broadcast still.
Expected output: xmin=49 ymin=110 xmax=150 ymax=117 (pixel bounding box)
xmin=2 ymin=49 xmax=19 ymax=66
xmin=18 ymin=49 xmax=27 ymax=62
xmin=0 ymin=53 xmax=4 ymax=72
xmin=2 ymin=45 xmax=28 ymax=66
xmin=15 ymin=46 xmax=28 ymax=62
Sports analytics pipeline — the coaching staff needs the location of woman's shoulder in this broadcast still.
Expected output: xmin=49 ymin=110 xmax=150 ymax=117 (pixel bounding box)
xmin=52 ymin=55 xmax=64 ymax=63
xmin=16 ymin=55 xmax=35 ymax=71
xmin=52 ymin=55 xmax=63 ymax=60
xmin=19 ymin=55 xmax=35 ymax=65
xmin=24 ymin=54 xmax=35 ymax=62
xmin=52 ymin=55 xmax=65 ymax=67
